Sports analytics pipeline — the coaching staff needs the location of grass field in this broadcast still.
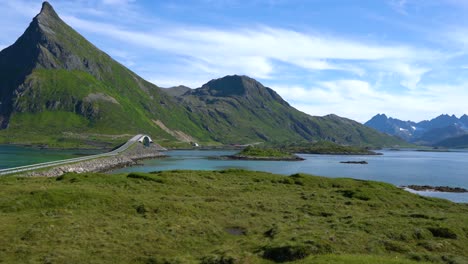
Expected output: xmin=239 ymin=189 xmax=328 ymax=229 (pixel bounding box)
xmin=0 ymin=170 xmax=467 ymax=263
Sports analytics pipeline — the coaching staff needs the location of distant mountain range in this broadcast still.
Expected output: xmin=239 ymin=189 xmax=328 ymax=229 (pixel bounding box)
xmin=365 ymin=114 xmax=468 ymax=147
xmin=0 ymin=2 xmax=404 ymax=148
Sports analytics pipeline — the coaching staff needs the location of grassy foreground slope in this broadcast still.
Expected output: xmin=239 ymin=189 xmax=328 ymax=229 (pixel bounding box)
xmin=0 ymin=170 xmax=467 ymax=263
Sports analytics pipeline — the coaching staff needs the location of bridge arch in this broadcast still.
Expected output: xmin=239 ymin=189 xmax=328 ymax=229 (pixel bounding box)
xmin=138 ymin=135 xmax=153 ymax=147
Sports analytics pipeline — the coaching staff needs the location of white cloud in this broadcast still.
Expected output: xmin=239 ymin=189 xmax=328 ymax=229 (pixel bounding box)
xmin=2 ymin=0 xmax=461 ymax=122
xmin=381 ymin=62 xmax=430 ymax=90
xmin=396 ymin=64 xmax=430 ymax=90
xmin=2 ymin=0 xmax=40 ymax=17
xmin=147 ymin=76 xmax=205 ymax=89
xmin=272 ymin=79 xmax=468 ymax=122
xmin=58 ymin=12 xmax=459 ymax=122
xmin=63 ymin=15 xmax=434 ymax=63
xmin=62 ymin=15 xmax=437 ymax=85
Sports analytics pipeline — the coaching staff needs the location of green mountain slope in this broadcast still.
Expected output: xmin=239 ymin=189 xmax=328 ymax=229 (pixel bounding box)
xmin=168 ymin=75 xmax=404 ymax=146
xmin=0 ymin=2 xmax=405 ymax=148
xmin=0 ymin=2 xmax=209 ymax=148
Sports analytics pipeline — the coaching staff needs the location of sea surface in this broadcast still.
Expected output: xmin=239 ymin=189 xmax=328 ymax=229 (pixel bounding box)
xmin=112 ymin=149 xmax=468 ymax=203
xmin=1 ymin=145 xmax=467 ymax=202
xmin=0 ymin=145 xmax=102 ymax=169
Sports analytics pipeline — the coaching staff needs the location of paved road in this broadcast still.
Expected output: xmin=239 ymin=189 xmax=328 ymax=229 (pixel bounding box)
xmin=0 ymin=134 xmax=146 ymax=176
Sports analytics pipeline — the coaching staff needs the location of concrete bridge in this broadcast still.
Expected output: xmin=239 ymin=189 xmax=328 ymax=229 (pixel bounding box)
xmin=0 ymin=134 xmax=154 ymax=176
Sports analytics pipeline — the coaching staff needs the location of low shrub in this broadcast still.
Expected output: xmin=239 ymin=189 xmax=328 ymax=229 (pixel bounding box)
xmin=338 ymin=189 xmax=371 ymax=201
xmin=127 ymin=173 xmax=164 ymax=183
xmin=264 ymin=225 xmax=280 ymax=239
xmin=427 ymin=227 xmax=457 ymax=239
xmin=412 ymin=228 xmax=433 ymax=240
xmin=383 ymin=240 xmax=409 ymax=253
xmin=262 ymin=245 xmax=312 ymax=262
xmin=263 ymin=241 xmax=332 ymax=262
xmin=135 ymin=204 xmax=147 ymax=216
xmin=409 ymin=213 xmax=430 ymax=219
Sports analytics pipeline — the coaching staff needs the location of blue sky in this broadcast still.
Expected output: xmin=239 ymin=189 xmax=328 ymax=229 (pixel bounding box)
xmin=1 ymin=0 xmax=468 ymax=122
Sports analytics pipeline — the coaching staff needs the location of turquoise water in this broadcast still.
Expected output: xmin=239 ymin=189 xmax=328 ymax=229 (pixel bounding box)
xmin=2 ymin=145 xmax=467 ymax=202
xmin=0 ymin=145 xmax=102 ymax=169
xmin=112 ymin=149 xmax=468 ymax=203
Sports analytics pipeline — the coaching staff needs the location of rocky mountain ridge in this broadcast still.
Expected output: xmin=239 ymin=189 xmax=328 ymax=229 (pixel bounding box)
xmin=365 ymin=113 xmax=468 ymax=146
xmin=0 ymin=2 xmax=405 ymax=148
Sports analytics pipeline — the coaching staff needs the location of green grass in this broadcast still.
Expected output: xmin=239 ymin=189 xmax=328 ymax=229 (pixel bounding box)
xmin=0 ymin=170 xmax=467 ymax=263
xmin=235 ymin=145 xmax=297 ymax=158
xmin=283 ymin=141 xmax=380 ymax=155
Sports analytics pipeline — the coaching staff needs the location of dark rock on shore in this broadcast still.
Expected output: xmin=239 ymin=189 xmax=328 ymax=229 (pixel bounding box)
xmin=340 ymin=161 xmax=368 ymax=164
xmin=404 ymin=185 xmax=467 ymax=193
xmin=224 ymin=154 xmax=305 ymax=161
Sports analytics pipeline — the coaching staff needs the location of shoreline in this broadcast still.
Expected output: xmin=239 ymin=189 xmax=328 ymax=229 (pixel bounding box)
xmin=20 ymin=143 xmax=166 ymax=178
xmin=401 ymin=185 xmax=467 ymax=193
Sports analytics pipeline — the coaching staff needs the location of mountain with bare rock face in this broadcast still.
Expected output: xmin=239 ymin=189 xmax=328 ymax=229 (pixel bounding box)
xmin=0 ymin=2 xmax=404 ymax=148
xmin=365 ymin=114 xmax=468 ymax=146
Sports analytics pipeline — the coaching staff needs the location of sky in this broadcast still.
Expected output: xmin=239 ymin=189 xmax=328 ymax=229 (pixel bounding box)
xmin=0 ymin=0 xmax=468 ymax=122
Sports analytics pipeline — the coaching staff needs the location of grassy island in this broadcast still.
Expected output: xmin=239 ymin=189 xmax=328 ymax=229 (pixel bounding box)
xmin=284 ymin=141 xmax=380 ymax=155
xmin=228 ymin=146 xmax=304 ymax=160
xmin=0 ymin=170 xmax=467 ymax=263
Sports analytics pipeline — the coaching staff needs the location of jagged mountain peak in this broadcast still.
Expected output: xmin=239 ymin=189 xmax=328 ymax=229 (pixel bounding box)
xmin=12 ymin=1 xmax=120 ymax=79
xmin=41 ymin=1 xmax=53 ymax=11
xmin=0 ymin=2 xmax=405 ymax=147
xmin=32 ymin=2 xmax=63 ymax=39
xmin=365 ymin=113 xmax=468 ymax=146
xmin=0 ymin=2 xmax=154 ymax=129
xmin=37 ymin=1 xmax=60 ymax=21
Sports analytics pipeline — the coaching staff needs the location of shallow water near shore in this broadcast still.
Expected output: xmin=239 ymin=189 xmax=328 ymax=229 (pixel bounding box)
xmin=2 ymin=145 xmax=467 ymax=202
xmin=112 ymin=149 xmax=468 ymax=203
xmin=0 ymin=145 xmax=102 ymax=169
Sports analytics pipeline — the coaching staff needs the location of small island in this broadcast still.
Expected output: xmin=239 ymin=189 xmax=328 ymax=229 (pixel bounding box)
xmin=283 ymin=141 xmax=381 ymax=155
xmin=226 ymin=146 xmax=304 ymax=161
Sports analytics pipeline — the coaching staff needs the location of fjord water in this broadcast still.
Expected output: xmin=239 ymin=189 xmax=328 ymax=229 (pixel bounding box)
xmin=2 ymin=145 xmax=467 ymax=202
xmin=0 ymin=145 xmax=102 ymax=169
xmin=112 ymin=149 xmax=468 ymax=203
